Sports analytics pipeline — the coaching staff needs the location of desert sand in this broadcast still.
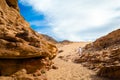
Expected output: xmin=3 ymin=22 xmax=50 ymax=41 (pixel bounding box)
xmin=47 ymin=42 xmax=109 ymax=80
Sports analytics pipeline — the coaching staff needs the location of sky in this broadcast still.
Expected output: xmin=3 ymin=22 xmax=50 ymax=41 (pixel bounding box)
xmin=18 ymin=0 xmax=120 ymax=41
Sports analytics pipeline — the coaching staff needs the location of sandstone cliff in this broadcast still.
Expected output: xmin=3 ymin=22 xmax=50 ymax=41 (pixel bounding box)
xmin=74 ymin=29 xmax=120 ymax=79
xmin=0 ymin=0 xmax=58 ymax=80
xmin=84 ymin=29 xmax=120 ymax=50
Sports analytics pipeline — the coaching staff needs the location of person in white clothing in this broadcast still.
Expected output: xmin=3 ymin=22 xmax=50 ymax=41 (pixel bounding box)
xmin=77 ymin=47 xmax=82 ymax=56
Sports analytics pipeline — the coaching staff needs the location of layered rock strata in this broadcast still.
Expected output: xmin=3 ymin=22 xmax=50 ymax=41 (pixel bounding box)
xmin=74 ymin=29 xmax=120 ymax=79
xmin=0 ymin=0 xmax=58 ymax=79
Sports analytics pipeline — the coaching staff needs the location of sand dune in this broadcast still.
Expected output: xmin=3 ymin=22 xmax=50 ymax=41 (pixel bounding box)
xmin=47 ymin=42 xmax=109 ymax=80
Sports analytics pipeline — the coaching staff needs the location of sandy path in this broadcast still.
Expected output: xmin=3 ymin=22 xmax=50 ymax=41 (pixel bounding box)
xmin=47 ymin=42 xmax=109 ymax=80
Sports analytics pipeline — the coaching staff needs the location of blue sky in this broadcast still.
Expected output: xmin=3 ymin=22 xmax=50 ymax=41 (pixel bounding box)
xmin=18 ymin=2 xmax=54 ymax=36
xmin=18 ymin=0 xmax=120 ymax=41
xmin=18 ymin=2 xmax=59 ymax=41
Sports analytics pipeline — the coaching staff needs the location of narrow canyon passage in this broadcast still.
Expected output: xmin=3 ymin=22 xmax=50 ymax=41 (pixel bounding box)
xmin=46 ymin=42 xmax=109 ymax=80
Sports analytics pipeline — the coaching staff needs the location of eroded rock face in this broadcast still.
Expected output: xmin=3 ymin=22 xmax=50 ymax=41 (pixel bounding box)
xmin=97 ymin=66 xmax=120 ymax=79
xmin=0 ymin=0 xmax=57 ymax=59
xmin=74 ymin=29 xmax=120 ymax=79
xmin=84 ymin=29 xmax=120 ymax=51
xmin=0 ymin=57 xmax=52 ymax=76
xmin=0 ymin=0 xmax=58 ymax=79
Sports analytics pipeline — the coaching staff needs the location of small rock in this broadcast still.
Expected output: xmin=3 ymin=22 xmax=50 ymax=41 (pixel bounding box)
xmin=58 ymin=56 xmax=64 ymax=59
xmin=51 ymin=65 xmax=58 ymax=69
xmin=58 ymin=50 xmax=64 ymax=53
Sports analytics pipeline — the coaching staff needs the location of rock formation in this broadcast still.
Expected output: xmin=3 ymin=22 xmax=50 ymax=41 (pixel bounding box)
xmin=84 ymin=29 xmax=120 ymax=51
xmin=0 ymin=0 xmax=58 ymax=80
xmin=74 ymin=29 xmax=120 ymax=79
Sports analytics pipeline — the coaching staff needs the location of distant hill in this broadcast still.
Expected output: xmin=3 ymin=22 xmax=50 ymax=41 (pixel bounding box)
xmin=41 ymin=34 xmax=73 ymax=45
xmin=59 ymin=40 xmax=73 ymax=45
xmin=41 ymin=34 xmax=58 ymax=44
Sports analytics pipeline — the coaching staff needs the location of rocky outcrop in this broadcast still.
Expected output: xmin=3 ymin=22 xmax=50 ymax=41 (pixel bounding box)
xmin=74 ymin=29 xmax=120 ymax=79
xmin=97 ymin=66 xmax=120 ymax=79
xmin=0 ymin=0 xmax=58 ymax=80
xmin=84 ymin=29 xmax=120 ymax=51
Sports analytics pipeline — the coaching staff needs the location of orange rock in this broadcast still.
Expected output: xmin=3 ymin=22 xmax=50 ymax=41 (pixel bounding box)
xmin=0 ymin=0 xmax=58 ymax=79
xmin=74 ymin=29 xmax=120 ymax=79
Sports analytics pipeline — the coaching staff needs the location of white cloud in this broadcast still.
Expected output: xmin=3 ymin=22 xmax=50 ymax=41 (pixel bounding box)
xmin=30 ymin=20 xmax=48 ymax=26
xmin=20 ymin=0 xmax=120 ymax=41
